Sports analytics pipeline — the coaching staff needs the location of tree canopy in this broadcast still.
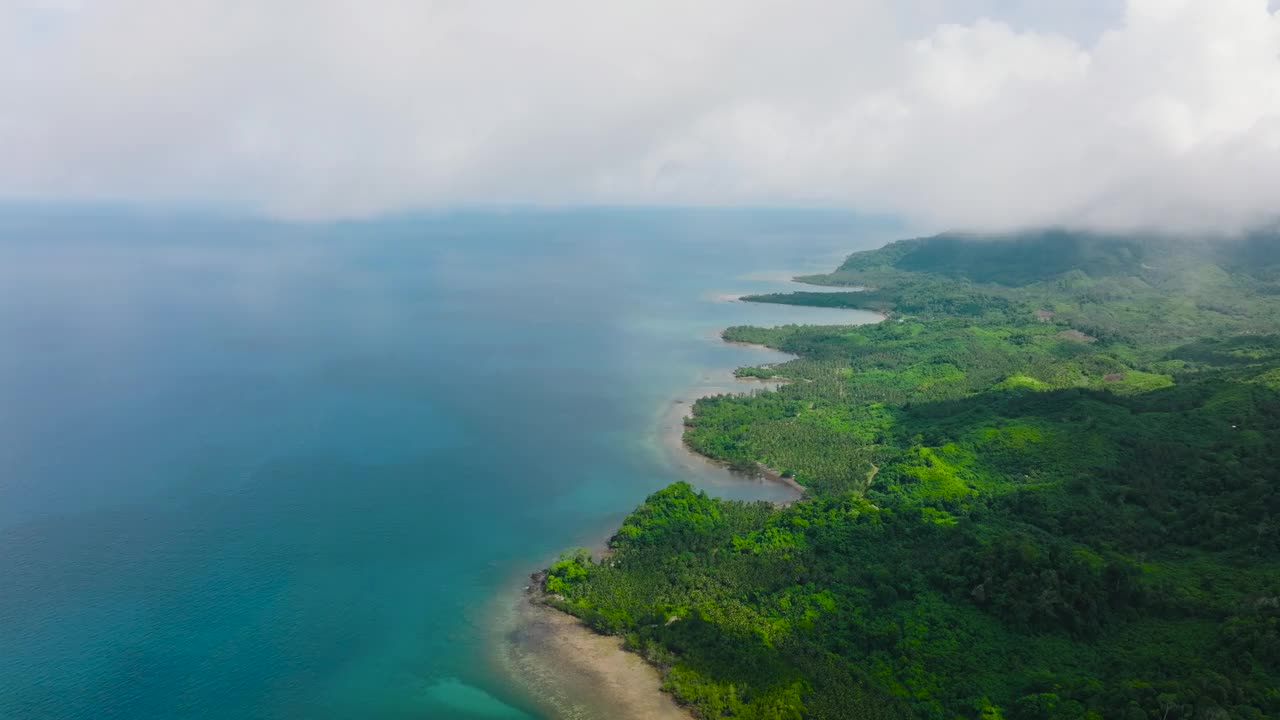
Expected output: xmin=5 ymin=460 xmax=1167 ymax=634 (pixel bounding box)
xmin=544 ymin=230 xmax=1280 ymax=719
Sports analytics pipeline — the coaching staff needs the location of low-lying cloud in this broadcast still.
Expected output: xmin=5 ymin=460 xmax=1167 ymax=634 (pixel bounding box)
xmin=3 ymin=0 xmax=1279 ymax=230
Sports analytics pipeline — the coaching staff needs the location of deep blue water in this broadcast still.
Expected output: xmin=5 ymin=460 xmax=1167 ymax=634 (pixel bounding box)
xmin=0 ymin=208 xmax=897 ymax=719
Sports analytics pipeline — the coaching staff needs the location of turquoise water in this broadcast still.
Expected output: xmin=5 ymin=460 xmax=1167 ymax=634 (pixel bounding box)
xmin=0 ymin=208 xmax=896 ymax=719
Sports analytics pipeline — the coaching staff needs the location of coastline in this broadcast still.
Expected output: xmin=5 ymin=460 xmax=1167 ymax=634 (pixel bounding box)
xmin=489 ymin=340 xmax=804 ymax=720
xmin=657 ymin=344 xmax=806 ymax=507
xmin=473 ymin=231 xmax=1280 ymax=720
xmin=493 ymin=287 xmax=882 ymax=719
xmin=489 ymin=579 xmax=692 ymax=720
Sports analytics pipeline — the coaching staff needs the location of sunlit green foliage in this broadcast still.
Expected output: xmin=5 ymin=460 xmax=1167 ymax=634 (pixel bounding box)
xmin=547 ymin=230 xmax=1280 ymax=718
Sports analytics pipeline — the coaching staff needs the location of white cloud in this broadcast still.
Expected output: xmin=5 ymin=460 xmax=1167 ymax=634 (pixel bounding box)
xmin=2 ymin=0 xmax=1278 ymax=230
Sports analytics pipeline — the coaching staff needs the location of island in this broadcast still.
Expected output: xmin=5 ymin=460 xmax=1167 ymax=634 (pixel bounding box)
xmin=537 ymin=229 xmax=1280 ymax=719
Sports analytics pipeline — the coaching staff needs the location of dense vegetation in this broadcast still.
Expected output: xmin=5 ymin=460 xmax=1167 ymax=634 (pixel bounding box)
xmin=544 ymin=230 xmax=1280 ymax=719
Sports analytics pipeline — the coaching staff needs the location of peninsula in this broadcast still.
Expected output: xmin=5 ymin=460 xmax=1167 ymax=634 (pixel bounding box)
xmin=540 ymin=229 xmax=1280 ymax=719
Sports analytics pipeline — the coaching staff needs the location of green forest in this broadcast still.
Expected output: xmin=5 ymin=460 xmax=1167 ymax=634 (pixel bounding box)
xmin=543 ymin=230 xmax=1280 ymax=719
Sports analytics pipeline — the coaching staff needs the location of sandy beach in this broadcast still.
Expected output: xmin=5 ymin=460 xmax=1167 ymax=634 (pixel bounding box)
xmin=490 ymin=337 xmax=804 ymax=720
xmin=492 ymin=296 xmax=882 ymax=719
xmin=490 ymin=581 xmax=692 ymax=720
xmin=654 ymin=328 xmax=828 ymax=505
xmin=657 ymin=369 xmax=806 ymax=506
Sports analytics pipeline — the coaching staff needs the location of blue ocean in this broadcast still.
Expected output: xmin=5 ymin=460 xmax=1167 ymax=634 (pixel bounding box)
xmin=0 ymin=208 xmax=894 ymax=719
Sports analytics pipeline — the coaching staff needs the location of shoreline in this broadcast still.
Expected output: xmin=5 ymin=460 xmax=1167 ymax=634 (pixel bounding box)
xmin=489 ymin=578 xmax=693 ymax=720
xmin=658 ymin=338 xmax=807 ymax=506
xmin=489 ymin=339 xmax=805 ymax=720
xmin=494 ymin=284 xmax=883 ymax=719
xmin=755 ymin=461 xmax=808 ymax=498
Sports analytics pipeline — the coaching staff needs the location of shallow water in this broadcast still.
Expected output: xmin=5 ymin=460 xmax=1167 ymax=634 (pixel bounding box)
xmin=0 ymin=207 xmax=893 ymax=719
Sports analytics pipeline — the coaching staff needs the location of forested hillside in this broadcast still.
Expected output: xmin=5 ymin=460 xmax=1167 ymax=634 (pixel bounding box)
xmin=543 ymin=231 xmax=1280 ymax=720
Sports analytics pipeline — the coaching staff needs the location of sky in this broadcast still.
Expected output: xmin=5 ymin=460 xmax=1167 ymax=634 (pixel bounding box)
xmin=3 ymin=0 xmax=1279 ymax=231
